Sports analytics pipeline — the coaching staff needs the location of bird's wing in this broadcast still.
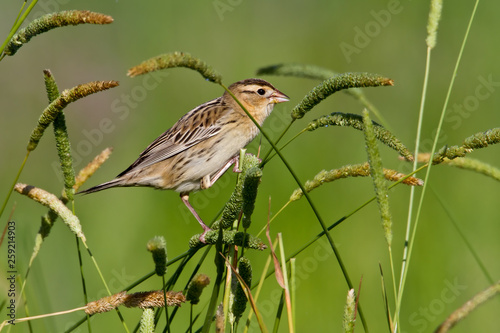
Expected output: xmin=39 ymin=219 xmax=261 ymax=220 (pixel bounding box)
xmin=117 ymin=98 xmax=228 ymax=176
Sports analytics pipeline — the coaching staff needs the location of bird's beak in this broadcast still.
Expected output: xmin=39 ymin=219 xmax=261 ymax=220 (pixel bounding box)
xmin=270 ymin=90 xmax=289 ymax=104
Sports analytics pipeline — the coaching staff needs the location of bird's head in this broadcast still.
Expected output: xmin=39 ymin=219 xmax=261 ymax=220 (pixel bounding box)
xmin=225 ymin=78 xmax=289 ymax=123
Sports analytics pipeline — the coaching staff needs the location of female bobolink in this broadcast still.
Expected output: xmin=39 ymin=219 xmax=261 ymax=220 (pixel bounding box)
xmin=80 ymin=78 xmax=289 ymax=240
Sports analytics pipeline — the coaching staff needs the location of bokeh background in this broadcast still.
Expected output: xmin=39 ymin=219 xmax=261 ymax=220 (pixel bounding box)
xmin=1 ymin=1 xmax=499 ymax=332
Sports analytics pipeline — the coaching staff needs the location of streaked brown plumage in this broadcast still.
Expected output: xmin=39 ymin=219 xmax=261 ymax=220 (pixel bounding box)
xmin=80 ymin=78 xmax=288 ymax=240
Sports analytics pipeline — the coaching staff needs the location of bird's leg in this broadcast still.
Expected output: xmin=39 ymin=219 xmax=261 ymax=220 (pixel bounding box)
xmin=181 ymin=193 xmax=210 ymax=243
xmin=232 ymin=155 xmax=242 ymax=173
xmin=232 ymin=153 xmax=262 ymax=172
xmin=200 ymin=155 xmax=239 ymax=190
xmin=201 ymin=154 xmax=264 ymax=191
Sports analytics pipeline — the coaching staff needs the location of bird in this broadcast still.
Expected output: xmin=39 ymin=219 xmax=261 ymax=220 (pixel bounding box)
xmin=79 ymin=78 xmax=289 ymax=241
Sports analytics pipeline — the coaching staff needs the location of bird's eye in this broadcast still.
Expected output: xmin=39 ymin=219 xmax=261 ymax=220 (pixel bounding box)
xmin=257 ymin=88 xmax=266 ymax=96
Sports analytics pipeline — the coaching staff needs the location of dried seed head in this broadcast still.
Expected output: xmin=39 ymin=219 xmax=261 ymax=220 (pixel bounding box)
xmin=74 ymin=147 xmax=113 ymax=191
xmin=85 ymin=290 xmax=185 ymax=314
xmin=290 ymin=163 xmax=423 ymax=202
xmin=85 ymin=291 xmax=127 ymax=315
xmin=123 ymin=290 xmax=185 ymax=309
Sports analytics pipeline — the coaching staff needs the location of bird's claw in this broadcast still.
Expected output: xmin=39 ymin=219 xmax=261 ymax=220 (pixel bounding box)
xmin=199 ymin=227 xmax=211 ymax=244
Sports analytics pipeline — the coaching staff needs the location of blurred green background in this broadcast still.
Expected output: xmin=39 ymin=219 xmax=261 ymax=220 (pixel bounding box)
xmin=1 ymin=0 xmax=499 ymax=332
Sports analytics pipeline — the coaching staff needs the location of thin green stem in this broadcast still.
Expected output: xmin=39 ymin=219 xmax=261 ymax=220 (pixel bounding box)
xmin=277 ymin=234 xmax=293 ymax=333
xmin=431 ymin=187 xmax=494 ymax=284
xmin=254 ymin=164 xmax=428 ymax=288
xmin=159 ymin=249 xmax=203 ymax=329
xmin=0 ymin=0 xmax=39 ymax=57
xmin=162 ymin=275 xmax=171 ymax=333
xmin=272 ymin=291 xmax=285 ymax=333
xmin=388 ymin=248 xmax=397 ymax=308
xmin=190 ymin=304 xmax=194 ymax=333
xmin=244 ymin=236 xmax=277 ymax=333
xmin=0 ymin=151 xmax=30 ymax=220
xmin=396 ymin=1 xmax=480 ymax=331
xmin=201 ymin=229 xmax=225 ymax=333
xmin=260 ymin=119 xmax=295 ymax=167
xmin=222 ymin=246 xmax=234 ymax=330
xmin=81 ymin=240 xmax=130 ymax=333
xmin=396 ymin=45 xmax=432 ymax=328
xmin=75 ymin=237 xmax=92 ymax=333
xmin=12 ymin=1 xmax=28 ymax=31
xmin=290 ymin=258 xmax=296 ymax=332
xmin=72 ymin=250 xmax=198 ymax=332
xmin=263 ymin=129 xmax=307 ymax=165
xmin=256 ymin=201 xmax=291 ymax=238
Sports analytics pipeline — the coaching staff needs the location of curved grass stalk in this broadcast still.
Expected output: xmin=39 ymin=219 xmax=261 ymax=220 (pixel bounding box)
xmin=256 ymin=63 xmax=391 ymax=128
xmin=288 ymin=163 xmax=422 ymax=204
xmin=434 ymin=280 xmax=500 ymax=333
xmin=127 ymin=51 xmax=222 ymax=84
xmin=291 ymin=73 xmax=393 ymax=120
xmin=441 ymin=157 xmax=500 ymax=180
xmin=265 ymin=111 xmax=414 ymax=165
xmin=261 ymin=71 xmax=393 ymax=167
xmin=13 ymin=184 xmax=85 ymax=240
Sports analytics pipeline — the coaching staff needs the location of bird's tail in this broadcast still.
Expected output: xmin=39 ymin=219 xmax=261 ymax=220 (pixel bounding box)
xmin=77 ymin=179 xmax=122 ymax=195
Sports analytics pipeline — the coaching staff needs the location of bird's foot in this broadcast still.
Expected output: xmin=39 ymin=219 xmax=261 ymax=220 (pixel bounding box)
xmin=232 ymin=153 xmax=261 ymax=173
xmin=198 ymin=226 xmax=211 ymax=244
